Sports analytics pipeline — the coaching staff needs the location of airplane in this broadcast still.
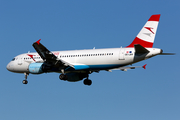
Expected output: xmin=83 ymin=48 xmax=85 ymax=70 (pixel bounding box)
xmin=6 ymin=14 xmax=174 ymax=86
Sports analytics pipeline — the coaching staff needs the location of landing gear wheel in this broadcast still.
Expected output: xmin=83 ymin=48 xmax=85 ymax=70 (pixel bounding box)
xmin=22 ymin=80 xmax=28 ymax=84
xmin=83 ymin=79 xmax=92 ymax=86
xmin=59 ymin=74 xmax=68 ymax=80
xmin=22 ymin=73 xmax=29 ymax=84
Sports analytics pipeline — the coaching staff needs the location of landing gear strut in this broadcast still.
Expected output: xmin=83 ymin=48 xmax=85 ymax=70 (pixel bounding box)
xmin=22 ymin=73 xmax=29 ymax=84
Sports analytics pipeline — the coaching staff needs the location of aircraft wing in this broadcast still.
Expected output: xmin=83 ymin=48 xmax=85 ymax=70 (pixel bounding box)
xmin=109 ymin=64 xmax=147 ymax=71
xmin=32 ymin=39 xmax=74 ymax=68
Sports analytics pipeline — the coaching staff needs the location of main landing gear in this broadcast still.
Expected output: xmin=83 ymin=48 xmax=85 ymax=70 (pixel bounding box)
xmin=59 ymin=73 xmax=92 ymax=86
xmin=83 ymin=73 xmax=92 ymax=86
xmin=83 ymin=79 xmax=92 ymax=86
xmin=22 ymin=73 xmax=29 ymax=84
xmin=59 ymin=74 xmax=68 ymax=80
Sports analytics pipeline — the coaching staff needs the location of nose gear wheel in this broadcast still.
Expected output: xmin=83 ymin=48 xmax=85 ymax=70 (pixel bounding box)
xmin=22 ymin=73 xmax=29 ymax=84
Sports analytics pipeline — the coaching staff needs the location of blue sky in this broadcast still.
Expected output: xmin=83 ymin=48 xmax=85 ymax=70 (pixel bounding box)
xmin=0 ymin=0 xmax=179 ymax=120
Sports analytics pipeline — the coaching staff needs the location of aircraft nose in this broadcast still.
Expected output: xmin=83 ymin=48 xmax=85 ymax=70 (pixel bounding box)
xmin=6 ymin=62 xmax=14 ymax=72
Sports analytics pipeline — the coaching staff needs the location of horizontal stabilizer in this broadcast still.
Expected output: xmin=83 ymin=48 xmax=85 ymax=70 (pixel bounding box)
xmin=134 ymin=44 xmax=149 ymax=54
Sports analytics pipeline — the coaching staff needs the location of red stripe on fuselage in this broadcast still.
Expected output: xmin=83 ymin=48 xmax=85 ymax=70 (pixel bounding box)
xmin=126 ymin=37 xmax=153 ymax=48
xmin=27 ymin=54 xmax=36 ymax=62
xmin=148 ymin=14 xmax=160 ymax=22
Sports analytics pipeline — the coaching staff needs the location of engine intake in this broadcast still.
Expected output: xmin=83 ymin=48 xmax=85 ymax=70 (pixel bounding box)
xmin=28 ymin=63 xmax=51 ymax=74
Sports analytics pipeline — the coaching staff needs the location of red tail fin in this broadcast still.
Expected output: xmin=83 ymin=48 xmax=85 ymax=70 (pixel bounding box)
xmin=127 ymin=14 xmax=161 ymax=48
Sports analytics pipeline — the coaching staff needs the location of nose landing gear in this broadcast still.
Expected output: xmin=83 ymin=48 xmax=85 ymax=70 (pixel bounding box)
xmin=22 ymin=80 xmax=28 ymax=84
xmin=22 ymin=73 xmax=29 ymax=84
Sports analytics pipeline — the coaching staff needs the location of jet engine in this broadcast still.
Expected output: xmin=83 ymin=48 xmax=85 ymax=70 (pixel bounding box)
xmin=28 ymin=63 xmax=51 ymax=74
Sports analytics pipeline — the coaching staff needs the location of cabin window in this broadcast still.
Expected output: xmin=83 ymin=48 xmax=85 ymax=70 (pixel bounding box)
xmin=12 ymin=58 xmax=15 ymax=61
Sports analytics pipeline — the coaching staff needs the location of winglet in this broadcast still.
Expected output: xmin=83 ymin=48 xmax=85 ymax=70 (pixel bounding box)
xmin=36 ymin=39 xmax=41 ymax=45
xmin=143 ymin=64 xmax=147 ymax=69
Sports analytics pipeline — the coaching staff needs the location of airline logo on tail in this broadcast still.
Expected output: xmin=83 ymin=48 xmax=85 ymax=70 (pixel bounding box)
xmin=127 ymin=14 xmax=161 ymax=48
xmin=144 ymin=27 xmax=154 ymax=34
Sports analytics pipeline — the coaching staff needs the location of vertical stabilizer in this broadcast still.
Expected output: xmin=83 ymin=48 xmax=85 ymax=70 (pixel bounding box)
xmin=127 ymin=14 xmax=161 ymax=48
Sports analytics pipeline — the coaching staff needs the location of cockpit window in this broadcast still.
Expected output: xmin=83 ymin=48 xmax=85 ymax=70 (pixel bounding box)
xmin=12 ymin=58 xmax=15 ymax=61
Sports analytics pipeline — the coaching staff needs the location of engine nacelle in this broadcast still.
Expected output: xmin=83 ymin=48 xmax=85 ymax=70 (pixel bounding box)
xmin=60 ymin=73 xmax=88 ymax=82
xmin=28 ymin=63 xmax=51 ymax=74
xmin=28 ymin=63 xmax=44 ymax=74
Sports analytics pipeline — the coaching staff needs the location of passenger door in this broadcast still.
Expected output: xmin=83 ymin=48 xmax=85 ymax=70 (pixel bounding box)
xmin=119 ymin=48 xmax=125 ymax=60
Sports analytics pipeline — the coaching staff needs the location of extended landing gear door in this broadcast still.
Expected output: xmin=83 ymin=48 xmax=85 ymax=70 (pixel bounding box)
xmin=119 ymin=48 xmax=125 ymax=60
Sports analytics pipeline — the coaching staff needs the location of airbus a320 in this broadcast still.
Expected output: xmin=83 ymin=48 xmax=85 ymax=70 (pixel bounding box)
xmin=6 ymin=14 xmax=173 ymax=86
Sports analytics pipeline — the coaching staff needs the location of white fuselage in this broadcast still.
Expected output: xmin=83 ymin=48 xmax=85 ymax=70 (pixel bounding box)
xmin=6 ymin=47 xmax=162 ymax=74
